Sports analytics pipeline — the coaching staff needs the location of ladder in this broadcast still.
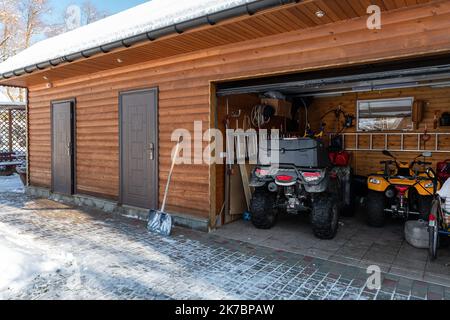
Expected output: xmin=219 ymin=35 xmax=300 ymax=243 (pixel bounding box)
xmin=330 ymin=132 xmax=450 ymax=153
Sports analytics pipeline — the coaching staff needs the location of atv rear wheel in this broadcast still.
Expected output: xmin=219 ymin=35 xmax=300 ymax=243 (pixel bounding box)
xmin=366 ymin=191 xmax=386 ymax=227
xmin=311 ymin=195 xmax=339 ymax=240
xmin=250 ymin=188 xmax=278 ymax=229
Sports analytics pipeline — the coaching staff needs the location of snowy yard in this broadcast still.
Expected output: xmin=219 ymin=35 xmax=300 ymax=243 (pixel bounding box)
xmin=0 ymin=175 xmax=448 ymax=300
xmin=0 ymin=175 xmax=69 ymax=298
xmin=0 ymin=174 xmax=24 ymax=194
xmin=0 ymin=222 xmax=75 ymax=298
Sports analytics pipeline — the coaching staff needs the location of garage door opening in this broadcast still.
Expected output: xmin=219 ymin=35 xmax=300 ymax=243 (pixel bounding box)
xmin=212 ymin=54 xmax=450 ymax=284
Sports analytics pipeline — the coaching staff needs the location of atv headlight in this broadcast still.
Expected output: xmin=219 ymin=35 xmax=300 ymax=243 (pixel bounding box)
xmin=369 ymin=178 xmax=381 ymax=185
xmin=424 ymin=182 xmax=434 ymax=189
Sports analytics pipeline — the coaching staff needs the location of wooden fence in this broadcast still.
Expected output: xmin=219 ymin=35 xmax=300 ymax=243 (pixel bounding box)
xmin=0 ymin=107 xmax=26 ymax=155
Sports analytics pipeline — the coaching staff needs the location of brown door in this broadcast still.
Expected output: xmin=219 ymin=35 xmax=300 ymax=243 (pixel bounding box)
xmin=52 ymin=100 xmax=74 ymax=195
xmin=120 ymin=88 xmax=158 ymax=209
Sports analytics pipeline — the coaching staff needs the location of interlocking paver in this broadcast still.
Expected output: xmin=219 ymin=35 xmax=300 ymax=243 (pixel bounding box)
xmin=0 ymin=187 xmax=449 ymax=300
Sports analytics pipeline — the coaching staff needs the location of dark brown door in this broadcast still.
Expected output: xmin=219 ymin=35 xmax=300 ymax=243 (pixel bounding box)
xmin=52 ymin=100 xmax=74 ymax=195
xmin=120 ymin=88 xmax=158 ymax=209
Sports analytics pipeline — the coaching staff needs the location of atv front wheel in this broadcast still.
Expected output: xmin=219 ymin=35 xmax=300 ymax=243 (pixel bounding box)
xmin=311 ymin=195 xmax=339 ymax=240
xmin=250 ymin=188 xmax=278 ymax=229
xmin=366 ymin=191 xmax=386 ymax=227
xmin=429 ymin=225 xmax=439 ymax=261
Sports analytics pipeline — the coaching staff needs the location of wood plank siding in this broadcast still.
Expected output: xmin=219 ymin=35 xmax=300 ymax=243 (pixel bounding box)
xmin=10 ymin=0 xmax=450 ymax=222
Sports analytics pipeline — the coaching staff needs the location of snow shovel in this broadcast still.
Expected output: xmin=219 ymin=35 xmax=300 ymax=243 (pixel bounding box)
xmin=147 ymin=137 xmax=182 ymax=236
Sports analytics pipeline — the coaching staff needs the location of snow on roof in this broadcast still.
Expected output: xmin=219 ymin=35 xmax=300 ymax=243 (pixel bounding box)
xmin=0 ymin=0 xmax=257 ymax=75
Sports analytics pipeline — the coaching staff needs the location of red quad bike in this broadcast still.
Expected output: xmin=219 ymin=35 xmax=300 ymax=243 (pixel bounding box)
xmin=249 ymin=138 xmax=353 ymax=240
xmin=437 ymin=159 xmax=450 ymax=183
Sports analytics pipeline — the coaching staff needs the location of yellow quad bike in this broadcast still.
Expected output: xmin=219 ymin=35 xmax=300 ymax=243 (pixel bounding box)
xmin=366 ymin=150 xmax=440 ymax=227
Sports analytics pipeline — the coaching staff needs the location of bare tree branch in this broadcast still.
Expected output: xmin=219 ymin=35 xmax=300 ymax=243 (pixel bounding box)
xmin=0 ymin=36 xmax=9 ymax=48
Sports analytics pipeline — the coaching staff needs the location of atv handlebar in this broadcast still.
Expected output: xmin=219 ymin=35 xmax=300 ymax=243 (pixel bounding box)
xmin=426 ymin=167 xmax=439 ymax=194
xmin=426 ymin=167 xmax=437 ymax=179
xmin=380 ymin=159 xmax=432 ymax=177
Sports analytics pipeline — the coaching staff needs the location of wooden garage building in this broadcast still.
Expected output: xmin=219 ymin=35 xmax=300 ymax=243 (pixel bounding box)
xmin=0 ymin=0 xmax=450 ymax=231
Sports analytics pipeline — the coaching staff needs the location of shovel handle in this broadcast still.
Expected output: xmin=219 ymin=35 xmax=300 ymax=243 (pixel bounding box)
xmin=161 ymin=138 xmax=182 ymax=212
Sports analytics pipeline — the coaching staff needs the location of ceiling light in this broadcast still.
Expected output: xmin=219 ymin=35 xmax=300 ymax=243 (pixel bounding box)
xmin=315 ymin=10 xmax=325 ymax=18
xmin=43 ymin=75 xmax=48 ymax=80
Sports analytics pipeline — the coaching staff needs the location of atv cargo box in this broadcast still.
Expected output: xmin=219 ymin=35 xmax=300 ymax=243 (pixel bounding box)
xmin=265 ymin=138 xmax=330 ymax=168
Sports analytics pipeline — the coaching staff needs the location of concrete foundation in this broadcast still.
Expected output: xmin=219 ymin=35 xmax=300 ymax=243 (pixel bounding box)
xmin=26 ymin=186 xmax=210 ymax=232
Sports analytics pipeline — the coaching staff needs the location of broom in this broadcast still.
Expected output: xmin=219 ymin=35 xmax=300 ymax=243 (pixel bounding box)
xmin=147 ymin=137 xmax=182 ymax=236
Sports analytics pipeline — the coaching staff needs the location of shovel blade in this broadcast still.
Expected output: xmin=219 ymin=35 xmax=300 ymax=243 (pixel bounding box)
xmin=147 ymin=210 xmax=173 ymax=236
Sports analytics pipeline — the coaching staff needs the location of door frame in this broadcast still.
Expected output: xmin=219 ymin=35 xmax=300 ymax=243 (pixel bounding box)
xmin=118 ymin=87 xmax=159 ymax=208
xmin=50 ymin=98 xmax=76 ymax=195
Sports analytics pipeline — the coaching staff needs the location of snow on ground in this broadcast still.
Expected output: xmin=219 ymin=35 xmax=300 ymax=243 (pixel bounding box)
xmin=0 ymin=176 xmax=447 ymax=300
xmin=0 ymin=222 xmax=74 ymax=299
xmin=0 ymin=174 xmax=24 ymax=193
xmin=0 ymin=175 xmax=72 ymax=299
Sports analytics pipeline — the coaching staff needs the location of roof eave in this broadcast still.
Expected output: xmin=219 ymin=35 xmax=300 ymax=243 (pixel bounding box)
xmin=0 ymin=0 xmax=298 ymax=82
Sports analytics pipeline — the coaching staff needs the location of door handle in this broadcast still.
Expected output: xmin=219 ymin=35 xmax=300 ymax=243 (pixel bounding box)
xmin=67 ymin=142 xmax=72 ymax=157
xmin=148 ymin=143 xmax=155 ymax=160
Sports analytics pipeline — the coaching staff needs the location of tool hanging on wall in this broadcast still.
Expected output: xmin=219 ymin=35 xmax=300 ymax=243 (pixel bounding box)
xmin=299 ymin=98 xmax=318 ymax=138
xmin=222 ymin=98 xmax=232 ymax=222
xmin=315 ymin=106 xmax=355 ymax=145
xmin=230 ymin=109 xmax=242 ymax=130
xmin=243 ymin=115 xmax=251 ymax=131
xmin=440 ymin=112 xmax=450 ymax=127
xmin=320 ymin=106 xmax=355 ymax=134
xmin=301 ymin=105 xmax=354 ymax=139
xmin=422 ymin=125 xmax=431 ymax=150
xmin=251 ymin=104 xmax=274 ymax=128
xmin=434 ymin=111 xmax=440 ymax=129
xmin=344 ymin=113 xmax=355 ymax=129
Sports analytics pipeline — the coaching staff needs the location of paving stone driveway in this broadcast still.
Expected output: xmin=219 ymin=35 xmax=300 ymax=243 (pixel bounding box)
xmin=0 ymin=189 xmax=449 ymax=300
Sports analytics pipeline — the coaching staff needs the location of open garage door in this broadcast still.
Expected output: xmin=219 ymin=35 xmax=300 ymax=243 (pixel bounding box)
xmin=213 ymin=54 xmax=450 ymax=283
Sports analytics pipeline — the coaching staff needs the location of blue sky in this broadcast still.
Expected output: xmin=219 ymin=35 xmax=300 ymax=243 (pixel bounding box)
xmin=48 ymin=0 xmax=149 ymax=22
